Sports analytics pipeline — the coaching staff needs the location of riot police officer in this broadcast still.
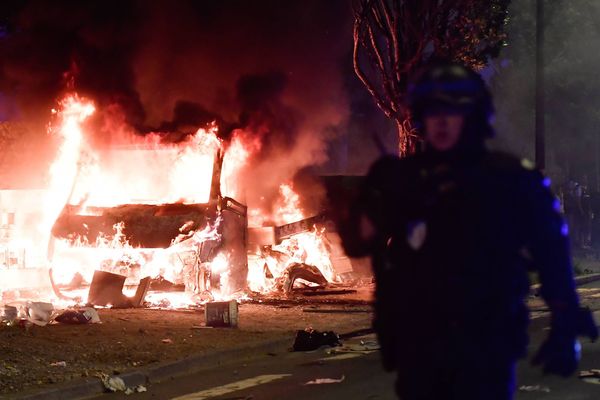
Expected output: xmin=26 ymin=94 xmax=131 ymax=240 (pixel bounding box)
xmin=339 ymin=63 xmax=598 ymax=400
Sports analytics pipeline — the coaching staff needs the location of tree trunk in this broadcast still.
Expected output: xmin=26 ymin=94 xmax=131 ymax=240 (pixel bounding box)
xmin=396 ymin=117 xmax=418 ymax=157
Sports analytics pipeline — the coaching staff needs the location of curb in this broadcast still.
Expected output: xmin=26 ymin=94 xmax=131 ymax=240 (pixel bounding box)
xmin=573 ymin=273 xmax=600 ymax=287
xmin=16 ymin=327 xmax=374 ymax=400
xmin=530 ymin=273 xmax=600 ymax=296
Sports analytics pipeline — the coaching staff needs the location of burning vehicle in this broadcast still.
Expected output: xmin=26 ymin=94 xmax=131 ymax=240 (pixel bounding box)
xmin=2 ymin=94 xmax=359 ymax=309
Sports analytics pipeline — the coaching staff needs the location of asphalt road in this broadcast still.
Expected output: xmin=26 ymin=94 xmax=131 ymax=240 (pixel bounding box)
xmin=92 ymin=328 xmax=600 ymax=400
xmin=96 ymin=281 xmax=600 ymax=400
xmin=97 ymin=334 xmax=397 ymax=400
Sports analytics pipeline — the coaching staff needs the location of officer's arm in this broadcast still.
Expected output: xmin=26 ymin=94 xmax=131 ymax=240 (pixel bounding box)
xmin=523 ymin=170 xmax=579 ymax=313
xmin=523 ymin=169 xmax=598 ymax=375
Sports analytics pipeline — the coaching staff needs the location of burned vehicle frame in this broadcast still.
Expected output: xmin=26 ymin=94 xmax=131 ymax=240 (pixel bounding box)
xmin=49 ymin=149 xmax=249 ymax=306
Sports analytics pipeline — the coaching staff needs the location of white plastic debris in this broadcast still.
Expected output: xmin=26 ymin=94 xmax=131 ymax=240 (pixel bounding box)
xmin=100 ymin=374 xmax=146 ymax=395
xmin=519 ymin=385 xmax=551 ymax=393
xmin=125 ymin=384 xmax=147 ymax=395
xmin=136 ymin=385 xmax=147 ymax=393
xmin=50 ymin=361 xmax=67 ymax=367
xmin=25 ymin=302 xmax=54 ymax=326
xmin=82 ymin=307 xmax=101 ymax=323
xmin=305 ymin=375 xmax=345 ymax=385
xmin=101 ymin=375 xmax=127 ymax=392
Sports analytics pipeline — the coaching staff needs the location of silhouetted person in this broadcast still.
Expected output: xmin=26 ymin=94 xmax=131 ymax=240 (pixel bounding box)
xmin=339 ymin=63 xmax=598 ymax=400
xmin=564 ymin=178 xmax=584 ymax=248
xmin=590 ymin=191 xmax=600 ymax=257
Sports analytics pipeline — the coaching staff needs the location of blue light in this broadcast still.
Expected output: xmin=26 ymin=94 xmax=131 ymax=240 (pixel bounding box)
xmin=575 ymin=340 xmax=582 ymax=361
xmin=542 ymin=177 xmax=551 ymax=188
xmin=561 ymin=223 xmax=569 ymax=236
xmin=553 ymin=199 xmax=561 ymax=212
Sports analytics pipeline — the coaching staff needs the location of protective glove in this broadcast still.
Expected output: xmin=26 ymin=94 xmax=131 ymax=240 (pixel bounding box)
xmin=532 ymin=333 xmax=581 ymax=377
xmin=532 ymin=306 xmax=598 ymax=377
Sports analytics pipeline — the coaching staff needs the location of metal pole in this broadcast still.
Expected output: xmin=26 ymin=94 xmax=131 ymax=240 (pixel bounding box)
xmin=535 ymin=0 xmax=545 ymax=170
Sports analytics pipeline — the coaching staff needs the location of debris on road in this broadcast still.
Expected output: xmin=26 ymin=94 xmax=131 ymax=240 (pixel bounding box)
xmin=518 ymin=385 xmax=551 ymax=392
xmin=301 ymin=289 xmax=357 ymax=297
xmin=0 ymin=304 xmax=371 ymax=396
xmin=1 ymin=305 xmax=18 ymax=324
xmin=162 ymin=338 xmax=173 ymax=344
xmin=125 ymin=384 xmax=147 ymax=395
xmin=100 ymin=373 xmax=148 ymax=395
xmin=579 ymin=369 xmax=600 ymax=384
xmin=25 ymin=302 xmax=54 ymax=326
xmin=302 ymin=307 xmax=370 ymax=314
xmin=55 ymin=308 xmax=101 ymax=324
xmin=191 ymin=325 xmax=213 ymax=329
xmin=49 ymin=361 xmax=67 ymax=367
xmin=100 ymin=374 xmax=127 ymax=392
xmin=305 ymin=375 xmax=345 ymax=385
xmin=292 ymin=328 xmax=341 ymax=351
xmin=205 ymin=300 xmax=239 ymax=327
xmin=327 ymin=338 xmax=380 ymax=354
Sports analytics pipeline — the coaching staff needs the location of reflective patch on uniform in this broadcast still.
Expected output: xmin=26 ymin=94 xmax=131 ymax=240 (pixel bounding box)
xmin=406 ymin=220 xmax=427 ymax=250
xmin=521 ymin=158 xmax=535 ymax=170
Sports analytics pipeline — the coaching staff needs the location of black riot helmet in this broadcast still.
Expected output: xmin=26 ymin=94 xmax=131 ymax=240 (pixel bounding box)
xmin=408 ymin=62 xmax=495 ymax=140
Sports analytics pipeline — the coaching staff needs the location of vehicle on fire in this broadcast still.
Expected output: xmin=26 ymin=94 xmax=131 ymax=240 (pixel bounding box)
xmin=49 ymin=144 xmax=248 ymax=304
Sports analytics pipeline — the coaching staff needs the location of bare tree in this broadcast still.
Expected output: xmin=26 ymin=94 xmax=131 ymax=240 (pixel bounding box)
xmin=353 ymin=0 xmax=510 ymax=155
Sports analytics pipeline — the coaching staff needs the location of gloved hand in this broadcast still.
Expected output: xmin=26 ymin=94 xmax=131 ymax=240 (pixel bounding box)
xmin=532 ymin=333 xmax=581 ymax=377
xmin=532 ymin=306 xmax=598 ymax=377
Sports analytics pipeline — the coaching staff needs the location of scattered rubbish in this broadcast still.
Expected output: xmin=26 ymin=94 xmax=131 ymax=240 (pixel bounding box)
xmin=125 ymin=385 xmax=147 ymax=395
xmin=292 ymin=329 xmax=341 ymax=352
xmin=100 ymin=374 xmax=147 ymax=394
xmin=519 ymin=385 xmax=551 ymax=393
xmin=162 ymin=338 xmax=173 ymax=344
xmin=302 ymin=308 xmax=370 ymax=314
xmin=55 ymin=308 xmax=101 ymax=324
xmin=88 ymin=271 xmax=129 ymax=307
xmin=0 ymin=305 xmax=18 ymax=323
xmin=50 ymin=361 xmax=67 ymax=367
xmin=88 ymin=271 xmax=150 ymax=308
xmin=205 ymin=300 xmax=239 ymax=327
xmin=281 ymin=263 xmax=328 ymax=294
xmin=101 ymin=375 xmax=127 ymax=392
xmin=301 ymin=289 xmax=358 ymax=297
xmin=580 ymin=369 xmax=600 ymax=384
xmin=191 ymin=325 xmax=213 ymax=329
xmin=26 ymin=302 xmax=54 ymax=326
xmin=305 ymin=375 xmax=345 ymax=385
xmin=327 ymin=339 xmax=380 ymax=355
xmin=131 ymin=276 xmax=151 ymax=308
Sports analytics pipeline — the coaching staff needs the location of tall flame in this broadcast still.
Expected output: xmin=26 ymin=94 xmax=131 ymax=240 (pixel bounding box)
xmin=42 ymin=95 xmax=95 ymax=233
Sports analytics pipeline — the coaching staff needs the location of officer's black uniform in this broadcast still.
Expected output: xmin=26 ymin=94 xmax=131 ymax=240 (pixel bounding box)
xmin=340 ymin=64 xmax=597 ymax=400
